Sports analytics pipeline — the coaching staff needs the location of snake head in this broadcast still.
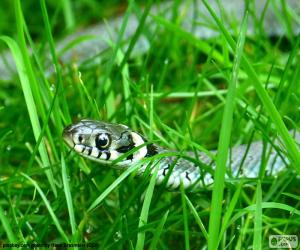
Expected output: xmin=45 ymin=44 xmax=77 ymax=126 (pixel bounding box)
xmin=63 ymin=119 xmax=149 ymax=167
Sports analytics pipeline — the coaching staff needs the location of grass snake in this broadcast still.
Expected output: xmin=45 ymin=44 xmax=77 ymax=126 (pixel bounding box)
xmin=63 ymin=119 xmax=300 ymax=190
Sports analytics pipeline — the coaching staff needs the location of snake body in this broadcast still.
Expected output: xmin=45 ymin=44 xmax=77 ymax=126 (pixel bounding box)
xmin=63 ymin=119 xmax=299 ymax=190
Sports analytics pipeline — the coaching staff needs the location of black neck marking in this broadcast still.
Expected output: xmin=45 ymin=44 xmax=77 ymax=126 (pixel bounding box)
xmin=145 ymin=143 xmax=158 ymax=157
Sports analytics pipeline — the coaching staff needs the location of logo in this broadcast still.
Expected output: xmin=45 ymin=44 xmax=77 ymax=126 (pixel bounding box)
xmin=269 ymin=235 xmax=298 ymax=248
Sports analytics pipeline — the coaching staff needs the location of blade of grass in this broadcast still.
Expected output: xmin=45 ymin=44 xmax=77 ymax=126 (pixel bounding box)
xmin=273 ymin=35 xmax=300 ymax=107
xmin=0 ymin=205 xmax=17 ymax=242
xmin=0 ymin=130 xmax=13 ymax=145
xmin=77 ymin=72 xmax=98 ymax=116
xmin=253 ymin=181 xmax=262 ymax=249
xmin=61 ymin=155 xmax=77 ymax=237
xmin=226 ymin=202 xmax=300 ymax=228
xmin=116 ymin=50 xmax=131 ymax=116
xmin=40 ymin=0 xmax=71 ymax=125
xmin=180 ymin=183 xmax=190 ymax=250
xmin=218 ymin=182 xmax=243 ymax=245
xmin=22 ymin=24 xmax=63 ymax=169
xmin=282 ymin=192 xmax=300 ymax=201
xmin=61 ymin=0 xmax=75 ymax=30
xmin=0 ymin=35 xmax=57 ymax=196
xmin=207 ymin=11 xmax=247 ymax=250
xmin=149 ymin=210 xmax=169 ymax=250
xmin=271 ymin=1 xmax=294 ymax=41
xmin=135 ymin=162 xmax=159 ymax=250
xmin=185 ymin=195 xmax=208 ymax=240
xmin=103 ymin=78 xmax=116 ymax=120
xmin=149 ymin=84 xmax=154 ymax=140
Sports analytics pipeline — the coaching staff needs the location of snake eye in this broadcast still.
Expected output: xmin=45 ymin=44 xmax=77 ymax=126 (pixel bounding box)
xmin=95 ymin=133 xmax=110 ymax=149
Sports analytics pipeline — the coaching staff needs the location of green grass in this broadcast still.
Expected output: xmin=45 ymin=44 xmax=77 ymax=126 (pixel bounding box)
xmin=207 ymin=10 xmax=247 ymax=250
xmin=0 ymin=0 xmax=300 ymax=249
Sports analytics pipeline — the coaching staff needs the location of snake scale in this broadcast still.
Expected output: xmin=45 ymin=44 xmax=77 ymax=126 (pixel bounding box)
xmin=63 ymin=119 xmax=300 ymax=190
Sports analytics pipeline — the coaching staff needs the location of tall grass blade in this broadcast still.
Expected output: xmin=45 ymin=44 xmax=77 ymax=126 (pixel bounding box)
xmin=207 ymin=10 xmax=247 ymax=250
xmin=61 ymin=155 xmax=77 ymax=236
xmin=149 ymin=210 xmax=169 ymax=250
xmin=135 ymin=162 xmax=159 ymax=250
xmin=0 ymin=205 xmax=17 ymax=242
xmin=253 ymin=181 xmax=262 ymax=249
xmin=180 ymin=184 xmax=190 ymax=250
xmin=0 ymin=35 xmax=57 ymax=196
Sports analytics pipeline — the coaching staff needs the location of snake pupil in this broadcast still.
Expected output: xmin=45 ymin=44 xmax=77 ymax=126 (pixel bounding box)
xmin=96 ymin=133 xmax=110 ymax=149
